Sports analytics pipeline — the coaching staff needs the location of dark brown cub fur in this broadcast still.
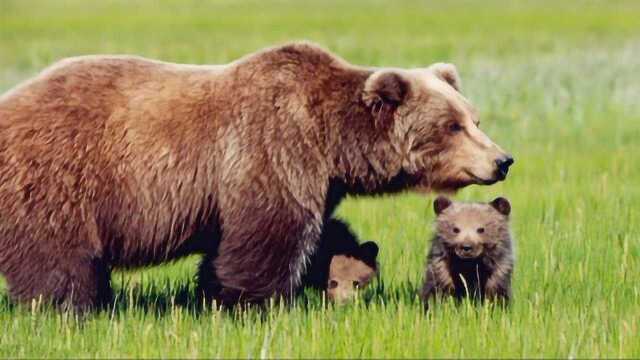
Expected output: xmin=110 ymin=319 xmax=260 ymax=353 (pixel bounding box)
xmin=421 ymin=196 xmax=514 ymax=308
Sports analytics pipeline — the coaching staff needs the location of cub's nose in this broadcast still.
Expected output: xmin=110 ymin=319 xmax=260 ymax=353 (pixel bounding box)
xmin=461 ymin=245 xmax=473 ymax=252
xmin=495 ymin=156 xmax=514 ymax=180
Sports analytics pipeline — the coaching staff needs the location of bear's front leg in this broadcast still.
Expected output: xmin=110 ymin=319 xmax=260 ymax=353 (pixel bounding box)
xmin=199 ymin=201 xmax=323 ymax=306
xmin=421 ymin=258 xmax=455 ymax=310
xmin=483 ymin=263 xmax=513 ymax=304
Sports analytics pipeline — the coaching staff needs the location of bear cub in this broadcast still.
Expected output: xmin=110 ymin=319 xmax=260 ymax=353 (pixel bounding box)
xmin=421 ymin=196 xmax=514 ymax=307
xmin=302 ymin=218 xmax=378 ymax=304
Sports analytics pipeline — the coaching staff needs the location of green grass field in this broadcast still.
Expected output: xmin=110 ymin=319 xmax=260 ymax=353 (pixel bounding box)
xmin=1 ymin=0 xmax=639 ymax=357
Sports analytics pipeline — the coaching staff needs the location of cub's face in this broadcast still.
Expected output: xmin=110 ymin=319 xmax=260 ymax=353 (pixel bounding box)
xmin=327 ymin=242 xmax=378 ymax=304
xmin=363 ymin=65 xmax=513 ymax=192
xmin=433 ymin=196 xmax=511 ymax=259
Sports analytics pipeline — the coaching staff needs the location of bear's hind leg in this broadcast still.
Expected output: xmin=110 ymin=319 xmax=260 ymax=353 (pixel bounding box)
xmin=6 ymin=253 xmax=112 ymax=313
xmin=64 ymin=256 xmax=113 ymax=312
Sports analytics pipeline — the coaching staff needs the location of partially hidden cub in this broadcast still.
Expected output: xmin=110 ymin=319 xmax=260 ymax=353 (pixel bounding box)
xmin=302 ymin=218 xmax=378 ymax=304
xmin=421 ymin=196 xmax=514 ymax=308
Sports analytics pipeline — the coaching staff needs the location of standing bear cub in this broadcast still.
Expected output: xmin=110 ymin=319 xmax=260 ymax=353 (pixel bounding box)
xmin=421 ymin=196 xmax=514 ymax=307
xmin=0 ymin=42 xmax=512 ymax=311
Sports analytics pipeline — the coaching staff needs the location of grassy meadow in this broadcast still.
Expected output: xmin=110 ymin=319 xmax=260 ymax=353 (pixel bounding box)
xmin=1 ymin=0 xmax=639 ymax=357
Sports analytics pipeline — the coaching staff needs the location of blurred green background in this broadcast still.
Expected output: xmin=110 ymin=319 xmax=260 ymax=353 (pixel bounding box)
xmin=1 ymin=0 xmax=639 ymax=357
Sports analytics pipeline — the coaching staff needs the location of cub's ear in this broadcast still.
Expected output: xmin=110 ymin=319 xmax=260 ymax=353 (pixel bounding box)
xmin=433 ymin=196 xmax=452 ymax=215
xmin=359 ymin=241 xmax=379 ymax=261
xmin=363 ymin=70 xmax=409 ymax=127
xmin=490 ymin=197 xmax=511 ymax=216
xmin=428 ymin=63 xmax=461 ymax=91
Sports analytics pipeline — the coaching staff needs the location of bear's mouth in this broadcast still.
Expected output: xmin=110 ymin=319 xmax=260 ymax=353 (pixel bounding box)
xmin=453 ymin=248 xmax=484 ymax=260
xmin=454 ymin=251 xmax=481 ymax=260
xmin=417 ymin=170 xmax=496 ymax=193
xmin=464 ymin=170 xmax=498 ymax=185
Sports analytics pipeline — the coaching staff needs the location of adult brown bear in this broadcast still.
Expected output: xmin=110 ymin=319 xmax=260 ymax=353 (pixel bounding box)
xmin=0 ymin=42 xmax=512 ymax=311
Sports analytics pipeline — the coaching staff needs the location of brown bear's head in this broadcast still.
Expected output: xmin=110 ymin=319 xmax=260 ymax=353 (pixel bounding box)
xmin=327 ymin=241 xmax=378 ymax=304
xmin=362 ymin=64 xmax=513 ymax=192
xmin=432 ymin=196 xmax=511 ymax=259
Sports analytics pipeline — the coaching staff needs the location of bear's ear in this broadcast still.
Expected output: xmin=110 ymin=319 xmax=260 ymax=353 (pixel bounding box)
xmin=490 ymin=197 xmax=511 ymax=216
xmin=434 ymin=196 xmax=452 ymax=215
xmin=428 ymin=63 xmax=461 ymax=91
xmin=363 ymin=70 xmax=409 ymax=128
xmin=359 ymin=241 xmax=379 ymax=261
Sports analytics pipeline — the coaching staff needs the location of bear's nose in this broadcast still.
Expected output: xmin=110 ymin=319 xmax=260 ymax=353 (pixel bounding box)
xmin=495 ymin=156 xmax=514 ymax=179
xmin=461 ymin=245 xmax=473 ymax=252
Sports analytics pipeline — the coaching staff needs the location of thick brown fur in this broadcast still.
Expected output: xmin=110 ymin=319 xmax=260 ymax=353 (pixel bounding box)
xmin=421 ymin=196 xmax=514 ymax=308
xmin=0 ymin=42 xmax=511 ymax=311
xmin=300 ymin=218 xmax=378 ymax=303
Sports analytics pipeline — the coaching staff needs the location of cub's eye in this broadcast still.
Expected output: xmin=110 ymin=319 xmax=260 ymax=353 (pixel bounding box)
xmin=477 ymin=227 xmax=485 ymax=234
xmin=328 ymin=280 xmax=338 ymax=289
xmin=449 ymin=123 xmax=463 ymax=132
xmin=453 ymin=227 xmax=460 ymax=234
xmin=352 ymin=281 xmax=360 ymax=288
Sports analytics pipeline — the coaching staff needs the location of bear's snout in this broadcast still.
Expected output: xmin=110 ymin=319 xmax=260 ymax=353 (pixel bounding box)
xmin=495 ymin=155 xmax=514 ymax=180
xmin=455 ymin=243 xmax=483 ymax=259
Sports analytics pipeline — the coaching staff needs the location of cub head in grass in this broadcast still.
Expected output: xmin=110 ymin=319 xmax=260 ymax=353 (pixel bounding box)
xmin=421 ymin=196 xmax=514 ymax=306
xmin=301 ymin=218 xmax=379 ymax=304
xmin=327 ymin=241 xmax=379 ymax=304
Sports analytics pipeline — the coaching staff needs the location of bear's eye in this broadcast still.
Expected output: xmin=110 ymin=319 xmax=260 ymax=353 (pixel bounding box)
xmin=352 ymin=281 xmax=360 ymax=288
xmin=449 ymin=122 xmax=463 ymax=132
xmin=477 ymin=227 xmax=485 ymax=234
xmin=453 ymin=227 xmax=460 ymax=234
xmin=328 ymin=280 xmax=338 ymax=289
